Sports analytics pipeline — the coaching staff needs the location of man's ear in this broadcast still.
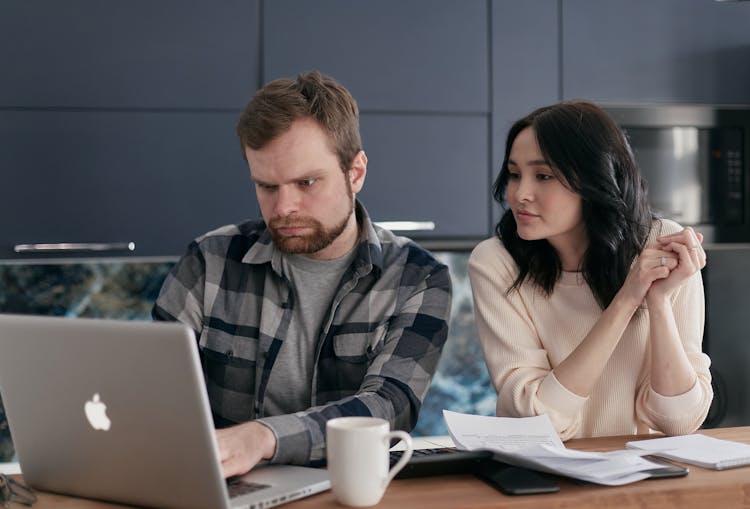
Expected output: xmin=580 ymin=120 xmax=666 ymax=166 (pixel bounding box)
xmin=348 ymin=150 xmax=367 ymax=194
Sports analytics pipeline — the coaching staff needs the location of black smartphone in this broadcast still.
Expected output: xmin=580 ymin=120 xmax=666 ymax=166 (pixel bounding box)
xmin=642 ymin=456 xmax=689 ymax=479
xmin=475 ymin=461 xmax=560 ymax=495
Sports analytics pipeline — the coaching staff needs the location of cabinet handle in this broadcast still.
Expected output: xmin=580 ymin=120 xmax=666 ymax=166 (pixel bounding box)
xmin=374 ymin=221 xmax=436 ymax=232
xmin=13 ymin=242 xmax=136 ymax=253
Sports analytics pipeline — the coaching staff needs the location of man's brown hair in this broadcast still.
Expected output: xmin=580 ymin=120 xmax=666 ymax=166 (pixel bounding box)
xmin=236 ymin=71 xmax=362 ymax=172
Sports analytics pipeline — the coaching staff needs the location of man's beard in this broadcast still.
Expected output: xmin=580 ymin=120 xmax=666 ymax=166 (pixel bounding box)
xmin=268 ymin=201 xmax=354 ymax=255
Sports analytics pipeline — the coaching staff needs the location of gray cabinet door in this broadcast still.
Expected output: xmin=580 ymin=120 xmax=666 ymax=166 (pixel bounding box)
xmin=0 ymin=111 xmax=257 ymax=259
xmin=491 ymin=0 xmax=560 ymax=222
xmin=0 ymin=1 xmax=259 ymax=109
xmin=358 ymin=114 xmax=489 ymax=238
xmin=2 ymin=0 xmax=494 ymax=259
xmin=562 ymin=0 xmax=750 ymax=105
xmin=264 ymin=0 xmax=488 ymax=113
xmin=265 ymin=0 xmax=491 ymax=239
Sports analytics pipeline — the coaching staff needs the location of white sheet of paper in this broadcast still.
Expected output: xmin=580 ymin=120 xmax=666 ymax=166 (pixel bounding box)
xmin=627 ymin=433 xmax=750 ymax=469
xmin=443 ymin=410 xmax=662 ymax=486
xmin=443 ymin=410 xmax=564 ymax=451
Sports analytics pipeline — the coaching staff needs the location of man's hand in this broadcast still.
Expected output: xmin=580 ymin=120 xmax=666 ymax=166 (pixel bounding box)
xmin=215 ymin=421 xmax=277 ymax=478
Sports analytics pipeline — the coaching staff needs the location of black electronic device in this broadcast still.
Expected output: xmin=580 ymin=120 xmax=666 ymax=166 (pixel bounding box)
xmin=564 ymin=455 xmax=690 ymax=487
xmin=642 ymin=456 xmax=689 ymax=479
xmin=390 ymin=447 xmax=684 ymax=491
xmin=390 ymin=447 xmax=493 ymax=479
xmin=474 ymin=461 xmax=560 ymax=496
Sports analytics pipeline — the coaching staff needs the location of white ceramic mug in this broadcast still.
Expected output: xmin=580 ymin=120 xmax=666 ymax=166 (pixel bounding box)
xmin=326 ymin=416 xmax=413 ymax=507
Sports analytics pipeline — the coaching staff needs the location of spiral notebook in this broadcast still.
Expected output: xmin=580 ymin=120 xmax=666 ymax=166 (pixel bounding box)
xmin=626 ymin=434 xmax=750 ymax=470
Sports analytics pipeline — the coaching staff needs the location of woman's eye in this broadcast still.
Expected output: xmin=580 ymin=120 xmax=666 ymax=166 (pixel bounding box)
xmin=508 ymin=172 xmax=520 ymax=180
xmin=537 ymin=174 xmax=554 ymax=181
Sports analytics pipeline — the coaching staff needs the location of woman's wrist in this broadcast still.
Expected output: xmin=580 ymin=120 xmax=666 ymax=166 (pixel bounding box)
xmin=611 ymin=287 xmax=644 ymax=316
xmin=645 ymin=293 xmax=671 ymax=315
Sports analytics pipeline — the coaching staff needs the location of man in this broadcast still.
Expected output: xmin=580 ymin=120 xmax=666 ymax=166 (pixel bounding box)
xmin=152 ymin=71 xmax=452 ymax=478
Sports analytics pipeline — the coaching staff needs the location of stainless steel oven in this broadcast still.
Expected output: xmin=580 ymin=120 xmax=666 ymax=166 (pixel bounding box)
xmin=604 ymin=104 xmax=750 ymax=243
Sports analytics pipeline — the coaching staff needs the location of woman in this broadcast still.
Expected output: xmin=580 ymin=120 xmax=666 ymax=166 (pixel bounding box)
xmin=469 ymin=101 xmax=713 ymax=439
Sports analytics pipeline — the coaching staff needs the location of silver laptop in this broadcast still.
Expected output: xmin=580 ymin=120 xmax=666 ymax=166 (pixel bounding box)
xmin=0 ymin=314 xmax=330 ymax=509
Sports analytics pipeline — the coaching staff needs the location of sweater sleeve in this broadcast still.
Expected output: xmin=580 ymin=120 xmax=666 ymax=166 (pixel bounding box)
xmin=468 ymin=239 xmax=588 ymax=438
xmin=634 ymin=268 xmax=713 ymax=435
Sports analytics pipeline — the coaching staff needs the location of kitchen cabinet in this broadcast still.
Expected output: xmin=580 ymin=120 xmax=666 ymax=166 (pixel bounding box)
xmin=492 ymin=0 xmax=559 ymax=156
xmin=491 ymin=0 xmax=560 ymax=223
xmin=263 ymin=0 xmax=488 ymax=113
xmin=2 ymin=0 xmax=494 ymax=258
xmin=562 ymin=0 xmax=750 ymax=105
xmin=358 ymin=114 xmax=489 ymax=239
xmin=0 ymin=0 xmax=259 ymax=109
xmin=0 ymin=0 xmax=261 ymax=259
xmin=263 ymin=0 xmax=492 ymax=239
xmin=0 ymin=110 xmax=257 ymax=259
xmin=12 ymin=0 xmax=746 ymax=258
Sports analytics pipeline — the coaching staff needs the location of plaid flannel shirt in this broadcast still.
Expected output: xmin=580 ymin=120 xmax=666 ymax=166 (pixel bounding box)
xmin=152 ymin=201 xmax=451 ymax=465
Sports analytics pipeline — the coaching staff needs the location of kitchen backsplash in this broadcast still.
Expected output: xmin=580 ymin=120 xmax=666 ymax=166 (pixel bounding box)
xmin=0 ymin=251 xmax=494 ymax=461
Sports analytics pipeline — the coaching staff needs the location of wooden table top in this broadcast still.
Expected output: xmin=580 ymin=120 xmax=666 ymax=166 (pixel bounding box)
xmin=14 ymin=426 xmax=750 ymax=508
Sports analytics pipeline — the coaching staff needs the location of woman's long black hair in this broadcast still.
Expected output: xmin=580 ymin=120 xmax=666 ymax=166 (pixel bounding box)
xmin=494 ymin=101 xmax=655 ymax=308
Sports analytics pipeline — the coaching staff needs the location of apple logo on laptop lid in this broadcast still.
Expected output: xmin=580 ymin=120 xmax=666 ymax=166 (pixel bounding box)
xmin=84 ymin=393 xmax=112 ymax=431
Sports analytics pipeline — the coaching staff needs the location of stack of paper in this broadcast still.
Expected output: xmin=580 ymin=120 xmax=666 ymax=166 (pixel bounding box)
xmin=443 ymin=410 xmax=669 ymax=486
xmin=626 ymin=434 xmax=750 ymax=470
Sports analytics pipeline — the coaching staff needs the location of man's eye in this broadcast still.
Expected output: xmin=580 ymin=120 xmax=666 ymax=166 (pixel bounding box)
xmin=299 ymin=178 xmax=317 ymax=187
xmin=256 ymin=183 xmax=277 ymax=191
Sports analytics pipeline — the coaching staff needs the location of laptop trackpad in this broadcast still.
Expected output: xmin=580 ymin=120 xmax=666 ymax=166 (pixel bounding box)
xmin=229 ymin=465 xmax=331 ymax=508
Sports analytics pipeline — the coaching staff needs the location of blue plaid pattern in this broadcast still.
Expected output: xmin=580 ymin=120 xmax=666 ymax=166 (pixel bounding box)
xmin=152 ymin=202 xmax=451 ymax=464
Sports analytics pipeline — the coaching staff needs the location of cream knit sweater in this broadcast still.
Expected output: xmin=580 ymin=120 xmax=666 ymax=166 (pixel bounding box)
xmin=468 ymin=219 xmax=713 ymax=440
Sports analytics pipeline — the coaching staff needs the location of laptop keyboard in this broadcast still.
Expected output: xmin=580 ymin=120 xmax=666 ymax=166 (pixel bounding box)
xmin=226 ymin=479 xmax=271 ymax=498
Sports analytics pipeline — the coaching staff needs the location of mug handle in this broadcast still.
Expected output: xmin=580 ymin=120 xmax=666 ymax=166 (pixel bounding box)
xmin=384 ymin=431 xmax=413 ymax=487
